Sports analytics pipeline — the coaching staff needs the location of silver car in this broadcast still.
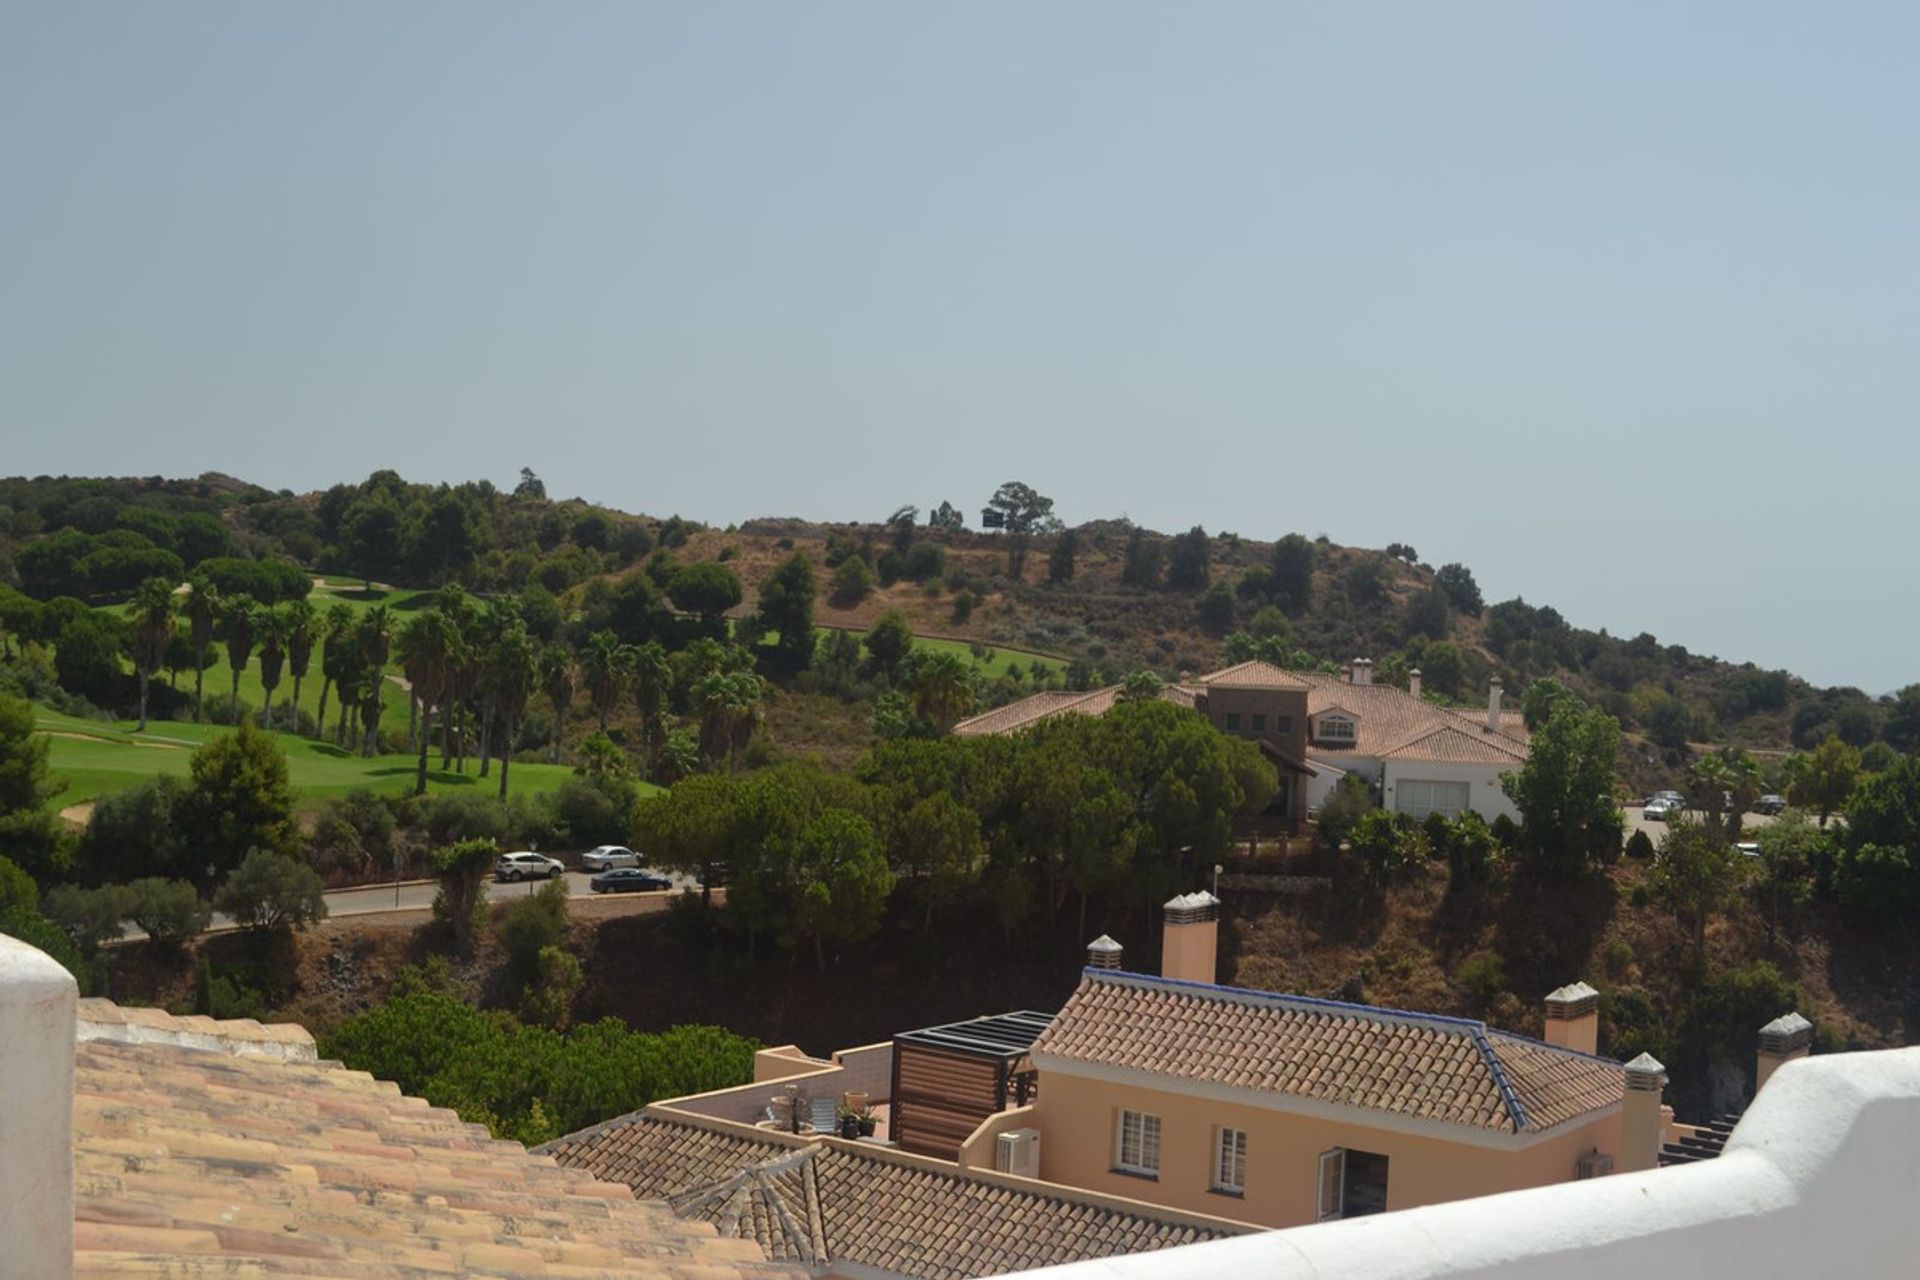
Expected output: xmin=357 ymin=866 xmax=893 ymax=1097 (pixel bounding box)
xmin=581 ymin=845 xmax=640 ymax=872
xmin=495 ymin=851 xmax=564 ymax=881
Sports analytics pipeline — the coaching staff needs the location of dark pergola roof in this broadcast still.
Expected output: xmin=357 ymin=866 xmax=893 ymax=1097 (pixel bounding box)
xmin=895 ymin=1011 xmax=1053 ymax=1060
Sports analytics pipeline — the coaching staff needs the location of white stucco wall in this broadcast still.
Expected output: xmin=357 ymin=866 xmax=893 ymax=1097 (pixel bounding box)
xmin=0 ymin=935 xmax=77 ymax=1280
xmin=997 ymin=1046 xmax=1920 ymax=1280
xmin=1303 ymin=755 xmax=1379 ymax=812
xmin=1381 ymin=759 xmax=1519 ymax=823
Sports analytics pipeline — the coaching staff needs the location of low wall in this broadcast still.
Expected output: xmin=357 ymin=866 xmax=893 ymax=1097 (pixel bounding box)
xmin=667 ymin=1043 xmax=893 ymax=1125
xmin=1001 ymin=1047 xmax=1920 ymax=1280
xmin=956 ymin=1104 xmax=1038 ymax=1172
xmin=832 ymin=1041 xmax=894 ymax=1103
xmin=1216 ymin=872 xmax=1333 ymax=895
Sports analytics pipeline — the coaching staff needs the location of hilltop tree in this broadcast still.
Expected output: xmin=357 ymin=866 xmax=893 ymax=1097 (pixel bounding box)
xmin=667 ymin=562 xmax=744 ymax=632
xmin=928 ymin=501 xmax=964 ymax=531
xmin=1269 ymin=534 xmax=1315 ymax=613
xmin=1166 ymin=526 xmax=1211 ymax=591
xmin=984 ymin=480 xmax=1059 ymax=577
xmin=220 ymin=594 xmax=259 ymax=726
xmin=338 ymin=494 xmax=403 ymax=590
xmin=129 ymin=576 xmax=176 ymax=733
xmin=1435 ymin=562 xmax=1484 ymax=616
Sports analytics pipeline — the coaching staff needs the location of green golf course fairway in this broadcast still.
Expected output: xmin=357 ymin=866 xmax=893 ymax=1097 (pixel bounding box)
xmin=34 ymin=709 xmax=596 ymax=814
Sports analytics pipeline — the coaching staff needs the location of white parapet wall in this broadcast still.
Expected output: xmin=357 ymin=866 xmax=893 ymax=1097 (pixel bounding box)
xmin=0 ymin=935 xmax=78 ymax=1280
xmin=1000 ymin=1045 xmax=1920 ymax=1280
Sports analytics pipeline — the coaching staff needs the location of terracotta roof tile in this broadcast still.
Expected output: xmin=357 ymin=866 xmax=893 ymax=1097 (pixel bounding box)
xmin=1030 ymin=971 xmax=1622 ymax=1136
xmin=542 ymin=1112 xmax=1247 ymax=1278
xmin=72 ymin=1034 xmax=795 ymax=1280
xmin=1194 ymin=660 xmax=1312 ymax=690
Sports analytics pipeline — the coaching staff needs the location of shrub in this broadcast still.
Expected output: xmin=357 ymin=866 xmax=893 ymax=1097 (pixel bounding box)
xmin=543 ymin=775 xmax=637 ymax=848
xmin=1490 ymin=812 xmax=1520 ymax=848
xmin=1624 ymin=828 xmax=1655 ymax=859
xmin=830 ymin=555 xmax=874 ymax=605
xmin=214 ymin=849 xmax=328 ymax=933
xmin=1315 ymin=774 xmax=1374 ymax=848
xmin=520 ymin=945 xmax=583 ymax=1029
xmin=1455 ymin=950 xmax=1508 ymax=1000
xmin=43 ymin=884 xmax=129 ymax=955
xmin=124 ymin=877 xmax=210 ymax=949
xmin=423 ymin=792 xmax=511 ymax=847
xmin=1445 ymin=811 xmax=1499 ymax=890
xmin=0 ymin=854 xmax=37 ymax=915
xmin=498 ymin=878 xmax=571 ymax=985
xmin=950 ymin=590 xmax=976 ymax=624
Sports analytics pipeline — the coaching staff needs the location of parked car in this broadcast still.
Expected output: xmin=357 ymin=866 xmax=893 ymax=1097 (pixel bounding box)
xmin=1753 ymin=794 xmax=1788 ymax=816
xmin=581 ymin=845 xmax=641 ymax=872
xmin=495 ymin=851 xmax=564 ymax=881
xmin=1734 ymin=842 xmax=1762 ymax=858
xmin=1644 ymin=797 xmax=1683 ymax=822
xmin=589 ymin=868 xmax=673 ymax=894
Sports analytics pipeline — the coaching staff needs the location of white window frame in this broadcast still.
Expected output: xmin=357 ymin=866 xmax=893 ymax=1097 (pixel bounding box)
xmin=1317 ymin=714 xmax=1356 ymax=743
xmin=1214 ymin=1126 xmax=1247 ymax=1194
xmin=1115 ymin=1109 xmax=1161 ymax=1177
xmin=1317 ymin=1148 xmax=1346 ymax=1221
xmin=1396 ymin=778 xmax=1471 ymax=820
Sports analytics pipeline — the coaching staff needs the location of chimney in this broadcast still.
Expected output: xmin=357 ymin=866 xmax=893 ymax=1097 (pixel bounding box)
xmin=0 ymin=935 xmax=78 ymax=1279
xmin=1486 ymin=678 xmax=1503 ymax=733
xmin=1160 ymin=892 xmax=1220 ymax=986
xmin=1408 ymin=668 xmax=1423 ymax=699
xmin=1086 ymin=935 xmax=1124 ymax=970
xmin=1351 ymin=658 xmax=1373 ymax=686
xmin=1619 ymin=1052 xmax=1668 ymax=1172
xmin=1543 ymin=981 xmax=1600 ymax=1056
xmin=1756 ymin=1011 xmax=1813 ymax=1093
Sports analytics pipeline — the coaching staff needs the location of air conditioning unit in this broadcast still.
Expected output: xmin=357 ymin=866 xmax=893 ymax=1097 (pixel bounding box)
xmin=995 ymin=1128 xmax=1042 ymax=1178
xmin=1575 ymin=1148 xmax=1615 ymax=1180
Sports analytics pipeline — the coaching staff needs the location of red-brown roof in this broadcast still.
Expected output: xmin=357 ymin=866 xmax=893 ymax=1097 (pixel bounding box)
xmin=1031 ymin=970 xmax=1622 ymax=1136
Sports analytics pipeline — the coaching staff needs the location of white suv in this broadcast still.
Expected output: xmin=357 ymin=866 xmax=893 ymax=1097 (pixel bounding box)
xmin=495 ymin=851 xmax=564 ymax=881
xmin=581 ymin=845 xmax=640 ymax=872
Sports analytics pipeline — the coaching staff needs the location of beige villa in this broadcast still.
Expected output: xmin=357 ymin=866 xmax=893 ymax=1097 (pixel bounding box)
xmin=954 ymin=658 xmax=1532 ymax=831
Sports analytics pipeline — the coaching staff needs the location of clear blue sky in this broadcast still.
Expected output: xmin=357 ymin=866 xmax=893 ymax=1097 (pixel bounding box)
xmin=4 ymin=3 xmax=1915 ymax=693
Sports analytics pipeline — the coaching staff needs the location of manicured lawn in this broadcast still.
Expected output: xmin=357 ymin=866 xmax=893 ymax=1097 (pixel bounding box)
xmin=749 ymin=625 xmax=1066 ymax=680
xmin=33 ymin=708 xmax=596 ymax=813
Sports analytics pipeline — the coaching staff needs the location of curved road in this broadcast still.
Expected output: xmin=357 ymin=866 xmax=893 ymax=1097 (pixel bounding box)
xmin=317 ymin=869 xmax=704 ymax=920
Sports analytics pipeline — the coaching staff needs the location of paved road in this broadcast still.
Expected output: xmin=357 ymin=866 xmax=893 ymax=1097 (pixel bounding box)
xmin=318 ymin=869 xmax=704 ymax=919
xmin=1622 ymin=805 xmax=1778 ymax=843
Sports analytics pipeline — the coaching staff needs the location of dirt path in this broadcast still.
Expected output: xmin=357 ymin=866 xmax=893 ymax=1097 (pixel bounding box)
xmin=42 ymin=730 xmax=186 ymax=750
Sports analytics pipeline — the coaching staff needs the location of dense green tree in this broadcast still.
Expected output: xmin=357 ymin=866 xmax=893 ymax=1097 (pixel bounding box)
xmin=214 ymin=849 xmax=327 ymax=933
xmin=830 ymin=554 xmax=874 ymax=604
xmin=1268 ymin=534 xmax=1315 ymax=613
xmin=1120 ymin=526 xmax=1162 ymax=588
xmin=398 ymin=610 xmax=467 ymax=796
xmin=313 ymin=602 xmax=355 ymax=741
xmin=790 ymin=808 xmax=894 ymax=969
xmin=54 ymin=611 xmax=124 ymax=704
xmin=1166 ymin=526 xmax=1211 ymax=591
xmin=0 ymin=693 xmax=66 ymax=879
xmin=1434 ymin=562 xmax=1484 ymax=616
xmin=539 ymin=645 xmax=576 ymax=763
xmin=1652 ymin=823 xmax=1742 ymax=955
xmin=1048 ymin=529 xmax=1078 ymax=584
xmin=1404 ymin=587 xmax=1451 ymax=640
xmin=76 ymin=775 xmax=189 ymax=883
xmin=43 ymin=883 xmax=130 ymax=955
xmin=255 ymin=605 xmax=290 ymax=728
xmin=484 ymin=619 xmax=537 ymax=799
xmin=1791 ymin=735 xmax=1860 ymax=826
xmin=692 ymin=669 xmax=764 ymax=773
xmin=338 ymin=494 xmax=404 ymax=589
xmin=984 ymin=480 xmax=1058 ymax=577
xmin=666 ymin=562 xmax=744 ymax=629
xmin=1501 ymin=697 xmax=1624 ymax=877
xmin=1197 ymin=580 xmax=1236 ymax=634
xmin=909 ymin=650 xmax=976 ymax=732
xmin=123 ymin=877 xmax=210 ymax=949
xmin=283 ymin=598 xmax=318 ymax=726
xmin=756 ymin=551 xmax=817 ymax=674
xmin=928 ymin=501 xmax=964 ymax=531
xmin=862 ymin=611 xmax=913 ymax=683
xmin=581 ymin=630 xmax=632 ymax=732
xmin=176 ymin=720 xmax=296 ymax=881
xmin=633 ymin=773 xmax=736 ymax=904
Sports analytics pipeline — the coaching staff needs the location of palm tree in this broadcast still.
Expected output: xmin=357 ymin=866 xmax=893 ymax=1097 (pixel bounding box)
xmin=352 ymin=667 xmax=385 ymax=756
xmin=283 ymin=599 xmax=318 ymax=732
xmin=356 ymin=605 xmax=395 ymax=756
xmin=582 ymin=630 xmax=633 ymax=731
xmin=129 ymin=577 xmax=177 ymax=733
xmin=630 ymin=640 xmax=672 ymax=774
xmin=693 ymin=669 xmax=764 ymax=773
xmin=1689 ymin=754 xmax=1733 ymax=840
xmin=314 ymin=602 xmax=355 ymax=741
xmin=255 ymin=607 xmax=290 ymax=729
xmin=222 ymin=594 xmax=260 ymax=726
xmin=911 ymin=650 xmax=977 ymax=732
xmin=180 ymin=576 xmax=220 ymax=723
xmin=485 ymin=622 xmax=537 ymax=800
xmin=539 ymin=645 xmax=576 ymax=763
xmin=398 ymin=610 xmax=467 ymax=796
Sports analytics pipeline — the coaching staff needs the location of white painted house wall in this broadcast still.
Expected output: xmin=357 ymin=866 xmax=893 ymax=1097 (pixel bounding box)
xmin=997 ymin=1045 xmax=1920 ymax=1280
xmin=1380 ymin=759 xmax=1520 ymax=824
xmin=0 ymin=934 xmax=77 ymax=1280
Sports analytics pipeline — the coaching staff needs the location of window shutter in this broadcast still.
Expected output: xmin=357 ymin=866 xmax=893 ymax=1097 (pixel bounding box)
xmin=1317 ymin=1149 xmax=1346 ymax=1221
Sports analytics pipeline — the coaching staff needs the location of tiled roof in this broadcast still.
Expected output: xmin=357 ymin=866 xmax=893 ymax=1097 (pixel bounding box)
xmin=1296 ymin=673 xmax=1531 ymax=762
xmin=72 ymin=1032 xmax=792 ymax=1279
xmin=1379 ymin=724 xmax=1529 ymax=765
xmin=1030 ymin=970 xmax=1622 ymax=1136
xmin=951 ymin=684 xmax=1188 ymax=737
xmin=542 ymin=1112 xmax=1246 ymax=1279
xmin=1194 ymin=660 xmax=1312 ymax=690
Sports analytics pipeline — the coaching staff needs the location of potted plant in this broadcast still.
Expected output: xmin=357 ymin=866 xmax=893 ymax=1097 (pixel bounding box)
xmin=838 ymin=1105 xmax=862 ymax=1139
xmin=855 ymin=1106 xmax=877 ymax=1138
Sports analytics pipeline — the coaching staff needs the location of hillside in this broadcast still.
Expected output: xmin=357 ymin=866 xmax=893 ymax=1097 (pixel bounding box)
xmin=2 ymin=468 xmax=1914 ymax=788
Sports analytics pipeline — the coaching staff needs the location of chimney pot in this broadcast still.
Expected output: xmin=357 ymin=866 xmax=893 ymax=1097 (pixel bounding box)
xmin=1757 ymin=1011 xmax=1813 ymax=1092
xmin=1086 ymin=935 xmax=1124 ymax=970
xmin=1408 ymin=668 xmax=1423 ymax=699
xmin=1352 ymin=659 xmax=1373 ymax=686
xmin=1619 ymin=1052 xmax=1667 ymax=1173
xmin=1487 ymin=678 xmax=1504 ymax=734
